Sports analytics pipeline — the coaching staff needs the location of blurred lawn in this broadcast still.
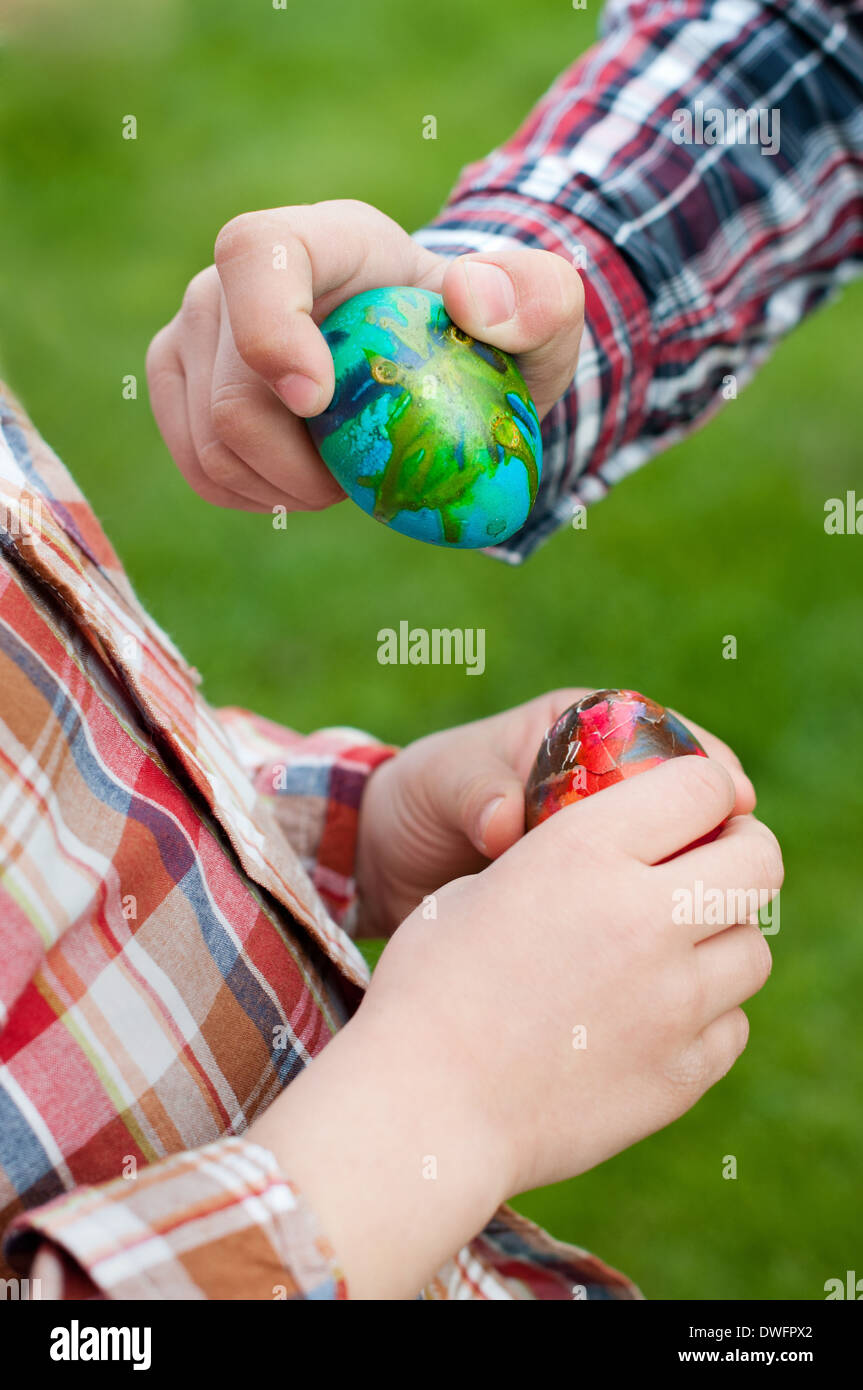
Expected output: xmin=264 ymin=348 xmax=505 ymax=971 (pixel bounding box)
xmin=1 ymin=0 xmax=861 ymax=1301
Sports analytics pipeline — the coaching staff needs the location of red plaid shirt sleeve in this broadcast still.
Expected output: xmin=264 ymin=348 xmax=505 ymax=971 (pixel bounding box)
xmin=5 ymin=1140 xmax=346 ymax=1300
xmin=215 ymin=709 xmax=397 ymax=932
xmin=414 ymin=0 xmax=863 ymax=561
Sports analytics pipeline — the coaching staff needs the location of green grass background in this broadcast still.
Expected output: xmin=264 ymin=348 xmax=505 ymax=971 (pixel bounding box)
xmin=1 ymin=0 xmax=860 ymax=1300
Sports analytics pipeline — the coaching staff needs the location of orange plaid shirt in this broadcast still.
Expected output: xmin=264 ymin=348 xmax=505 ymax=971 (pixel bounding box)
xmin=0 ymin=384 xmax=639 ymax=1300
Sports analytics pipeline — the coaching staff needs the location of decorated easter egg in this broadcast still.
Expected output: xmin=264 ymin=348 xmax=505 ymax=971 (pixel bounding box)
xmin=307 ymin=286 xmax=542 ymax=548
xmin=525 ymin=689 xmax=707 ymax=830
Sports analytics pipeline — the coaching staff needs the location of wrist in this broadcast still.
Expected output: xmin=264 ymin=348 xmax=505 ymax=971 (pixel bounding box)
xmin=248 ymin=981 xmax=510 ymax=1298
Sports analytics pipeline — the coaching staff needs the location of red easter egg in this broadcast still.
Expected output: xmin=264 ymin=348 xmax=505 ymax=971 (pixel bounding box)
xmin=525 ymin=689 xmax=706 ymax=831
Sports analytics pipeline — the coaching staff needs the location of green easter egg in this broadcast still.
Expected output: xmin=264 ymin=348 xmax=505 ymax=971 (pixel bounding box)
xmin=307 ymin=285 xmax=542 ymax=548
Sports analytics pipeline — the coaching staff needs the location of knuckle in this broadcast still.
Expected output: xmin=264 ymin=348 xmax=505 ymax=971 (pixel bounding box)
xmin=180 ymin=267 xmax=216 ymax=316
xmin=649 ymin=1006 xmax=683 ymax=1058
xmin=301 ymin=476 xmax=346 ymax=510
xmin=333 ymin=197 xmax=375 ymax=218
xmin=177 ymin=269 xmax=219 ymax=339
xmin=663 ymin=1036 xmax=711 ymax=1097
xmin=747 ymin=925 xmax=773 ymax=988
xmin=554 ymin=813 xmax=621 ymax=869
xmin=678 ymin=756 xmax=735 ymax=821
xmin=455 ymin=770 xmax=496 ymax=828
xmin=318 ymin=198 xmax=387 ymax=234
xmin=606 ymin=893 xmax=671 ymax=972
xmin=214 ymin=212 xmax=260 ymax=266
xmin=711 ymin=1009 xmax=751 ymax=1081
xmin=752 ymin=825 xmax=784 ymax=890
xmin=662 ymin=961 xmax=704 ymax=1031
xmin=197 ymin=438 xmax=240 ymax=489
xmin=730 ymin=1007 xmax=751 ymax=1059
xmin=145 ymin=326 xmax=174 ymax=387
xmin=232 ymin=328 xmax=285 ymax=381
xmin=210 ymin=388 xmax=256 ymax=452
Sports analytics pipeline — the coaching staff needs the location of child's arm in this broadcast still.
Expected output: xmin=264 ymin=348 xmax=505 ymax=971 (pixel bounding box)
xmin=250 ymin=754 xmax=781 ymax=1298
xmin=148 ymin=3 xmax=863 ymax=552
xmin=5 ymin=737 xmax=780 ymax=1299
xmin=414 ymin=0 xmax=863 ymax=559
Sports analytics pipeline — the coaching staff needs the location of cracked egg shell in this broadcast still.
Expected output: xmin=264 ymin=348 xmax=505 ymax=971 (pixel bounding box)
xmin=525 ymin=689 xmax=707 ymax=831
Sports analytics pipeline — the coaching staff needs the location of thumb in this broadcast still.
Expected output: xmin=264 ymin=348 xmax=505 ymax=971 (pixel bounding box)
xmin=432 ymin=753 xmax=527 ymax=861
xmin=440 ymin=248 xmax=585 ymax=419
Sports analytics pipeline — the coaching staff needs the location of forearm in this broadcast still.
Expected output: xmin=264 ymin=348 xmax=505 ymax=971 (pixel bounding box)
xmin=248 ymin=990 xmax=508 ymax=1299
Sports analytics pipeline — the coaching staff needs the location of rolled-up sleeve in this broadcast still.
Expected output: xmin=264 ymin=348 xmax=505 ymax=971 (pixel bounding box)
xmin=215 ymin=708 xmax=396 ymax=931
xmin=414 ymin=0 xmax=863 ymax=561
xmin=4 ymin=1138 xmax=345 ymax=1300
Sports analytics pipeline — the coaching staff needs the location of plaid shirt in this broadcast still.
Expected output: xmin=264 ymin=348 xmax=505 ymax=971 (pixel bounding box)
xmin=415 ymin=0 xmax=863 ymax=561
xmin=0 ymin=384 xmax=639 ymax=1300
xmin=14 ymin=0 xmax=857 ymax=1301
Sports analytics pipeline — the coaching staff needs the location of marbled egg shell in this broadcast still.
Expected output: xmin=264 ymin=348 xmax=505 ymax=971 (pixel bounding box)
xmin=307 ymin=286 xmax=542 ymax=548
xmin=525 ymin=689 xmax=707 ymax=830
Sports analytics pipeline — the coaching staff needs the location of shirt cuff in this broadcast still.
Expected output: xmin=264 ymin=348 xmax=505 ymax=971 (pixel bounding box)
xmin=214 ymin=709 xmax=397 ymax=932
xmin=3 ymin=1137 xmax=346 ymax=1300
xmin=413 ymin=193 xmax=655 ymax=562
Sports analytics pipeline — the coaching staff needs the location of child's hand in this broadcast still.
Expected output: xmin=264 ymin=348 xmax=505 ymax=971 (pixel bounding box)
xmin=375 ymin=754 xmax=780 ymax=1198
xmin=146 ymin=201 xmax=584 ymax=511
xmin=256 ymin=751 xmax=780 ymax=1296
xmin=355 ymin=688 xmax=757 ymax=936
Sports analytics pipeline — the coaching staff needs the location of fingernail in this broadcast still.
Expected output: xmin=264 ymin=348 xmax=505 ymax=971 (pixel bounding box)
xmin=274 ymin=372 xmax=323 ymax=416
xmin=477 ymin=795 xmax=505 ymax=852
xmin=461 ymin=261 xmax=516 ymax=328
